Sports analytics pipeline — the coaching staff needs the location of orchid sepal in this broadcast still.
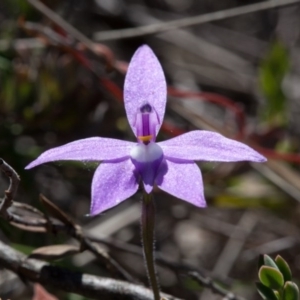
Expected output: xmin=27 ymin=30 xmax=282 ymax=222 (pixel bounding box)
xmin=25 ymin=45 xmax=267 ymax=216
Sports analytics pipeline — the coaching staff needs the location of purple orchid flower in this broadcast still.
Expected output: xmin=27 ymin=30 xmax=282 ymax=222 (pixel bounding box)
xmin=26 ymin=45 xmax=266 ymax=215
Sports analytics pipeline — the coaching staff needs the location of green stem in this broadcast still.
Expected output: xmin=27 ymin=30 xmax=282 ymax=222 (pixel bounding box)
xmin=141 ymin=191 xmax=160 ymax=300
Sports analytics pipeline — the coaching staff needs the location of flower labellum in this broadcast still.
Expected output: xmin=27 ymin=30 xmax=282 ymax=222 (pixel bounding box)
xmin=26 ymin=45 xmax=267 ymax=215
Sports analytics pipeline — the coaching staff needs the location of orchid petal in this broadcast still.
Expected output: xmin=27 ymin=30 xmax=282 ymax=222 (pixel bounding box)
xmin=156 ymin=158 xmax=206 ymax=207
xmin=90 ymin=159 xmax=139 ymax=215
xmin=25 ymin=138 xmax=135 ymax=169
xmin=124 ymin=45 xmax=167 ymax=136
xmin=159 ymin=130 xmax=266 ymax=162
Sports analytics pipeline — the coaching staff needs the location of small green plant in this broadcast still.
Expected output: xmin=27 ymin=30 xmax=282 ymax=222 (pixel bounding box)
xmin=257 ymin=254 xmax=299 ymax=300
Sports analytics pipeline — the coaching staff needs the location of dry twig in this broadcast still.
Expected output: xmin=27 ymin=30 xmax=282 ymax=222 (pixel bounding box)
xmin=26 ymin=0 xmax=94 ymax=49
xmin=93 ymin=0 xmax=300 ymax=41
xmin=0 ymin=159 xmax=20 ymax=219
xmin=0 ymin=160 xmax=246 ymax=299
xmin=25 ymin=0 xmax=116 ymax=70
xmin=188 ymin=271 xmax=246 ymax=300
xmin=0 ymin=159 xmax=133 ymax=282
xmin=0 ymin=240 xmax=180 ymax=300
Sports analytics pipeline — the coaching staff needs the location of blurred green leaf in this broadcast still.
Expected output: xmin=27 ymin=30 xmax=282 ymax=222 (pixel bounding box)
xmin=283 ymin=282 xmax=299 ymax=300
xmin=275 ymin=138 xmax=294 ymax=154
xmin=19 ymin=81 xmax=33 ymax=100
xmin=4 ymin=0 xmax=34 ymax=17
xmin=259 ymin=266 xmax=284 ymax=290
xmin=66 ymin=293 xmax=86 ymax=300
xmin=0 ymin=56 xmax=11 ymax=70
xmin=11 ymin=243 xmax=35 ymax=255
xmin=2 ymin=76 xmax=16 ymax=111
xmin=214 ymin=195 xmax=283 ymax=209
xmin=259 ymin=40 xmax=289 ymax=123
xmin=264 ymin=255 xmax=280 ymax=270
xmin=275 ymin=255 xmax=292 ymax=282
xmin=275 ymin=291 xmax=280 ymax=299
xmin=256 ymin=282 xmax=278 ymax=300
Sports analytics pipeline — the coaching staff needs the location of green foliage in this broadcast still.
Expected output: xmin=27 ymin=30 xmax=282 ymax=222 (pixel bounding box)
xmin=214 ymin=194 xmax=284 ymax=210
xmin=257 ymin=255 xmax=299 ymax=300
xmin=11 ymin=243 xmax=35 ymax=255
xmin=259 ymin=40 xmax=290 ymax=123
xmin=0 ymin=56 xmax=11 ymax=71
xmin=262 ymin=254 xmax=280 ymax=270
xmin=3 ymin=0 xmax=34 ymax=17
xmin=256 ymin=282 xmax=279 ymax=300
xmin=283 ymin=282 xmax=300 ymax=300
xmin=259 ymin=266 xmax=284 ymax=290
xmin=276 ymin=255 xmax=292 ymax=282
xmin=66 ymin=293 xmax=87 ymax=300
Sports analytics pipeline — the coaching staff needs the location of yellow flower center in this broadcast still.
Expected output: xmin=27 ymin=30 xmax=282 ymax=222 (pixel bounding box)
xmin=138 ymin=135 xmax=153 ymax=142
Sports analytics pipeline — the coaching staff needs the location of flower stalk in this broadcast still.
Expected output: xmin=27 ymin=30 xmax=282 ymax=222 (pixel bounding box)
xmin=141 ymin=191 xmax=160 ymax=300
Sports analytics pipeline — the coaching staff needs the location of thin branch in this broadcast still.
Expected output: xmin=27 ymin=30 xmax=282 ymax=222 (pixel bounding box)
xmin=1 ymin=196 xmax=213 ymax=281
xmin=93 ymin=0 xmax=300 ymax=41
xmin=26 ymin=0 xmax=95 ymax=50
xmin=0 ymin=162 xmax=133 ymax=283
xmin=2 ymin=198 xmax=214 ymax=273
xmin=0 ymin=240 xmax=180 ymax=300
xmin=212 ymin=211 xmax=257 ymax=280
xmin=0 ymin=195 xmax=243 ymax=297
xmin=39 ymin=194 xmax=136 ymax=283
xmin=19 ymin=19 xmax=116 ymax=76
xmin=0 ymin=191 xmax=242 ymax=295
xmin=188 ymin=272 xmax=246 ymax=300
xmin=21 ymin=21 xmax=73 ymax=46
xmin=0 ymin=159 xmax=20 ymax=200
xmin=0 ymin=164 xmax=245 ymax=298
xmin=91 ymin=235 xmax=204 ymax=274
xmin=25 ymin=0 xmax=116 ymax=71
xmin=0 ymin=159 xmax=20 ymax=219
